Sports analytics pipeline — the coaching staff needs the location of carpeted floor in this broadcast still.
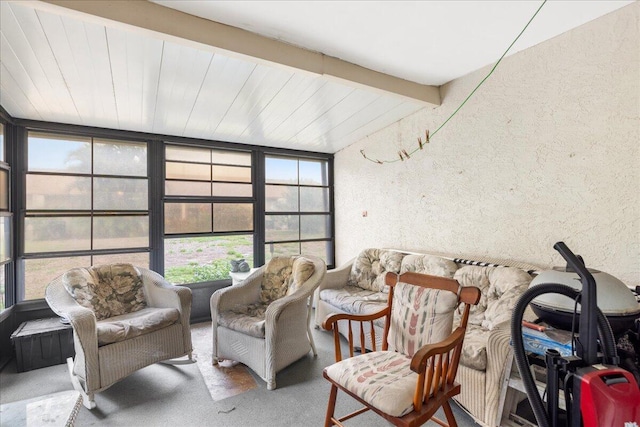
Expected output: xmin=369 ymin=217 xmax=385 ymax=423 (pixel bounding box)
xmin=0 ymin=319 xmax=481 ymax=426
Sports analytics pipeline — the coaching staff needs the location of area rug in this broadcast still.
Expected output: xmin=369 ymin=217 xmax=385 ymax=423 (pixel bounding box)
xmin=190 ymin=322 xmax=258 ymax=402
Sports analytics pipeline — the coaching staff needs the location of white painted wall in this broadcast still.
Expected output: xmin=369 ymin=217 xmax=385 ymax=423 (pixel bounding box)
xmin=334 ymin=3 xmax=639 ymax=287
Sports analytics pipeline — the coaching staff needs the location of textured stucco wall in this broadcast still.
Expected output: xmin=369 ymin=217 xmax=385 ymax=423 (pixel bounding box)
xmin=334 ymin=3 xmax=640 ymax=287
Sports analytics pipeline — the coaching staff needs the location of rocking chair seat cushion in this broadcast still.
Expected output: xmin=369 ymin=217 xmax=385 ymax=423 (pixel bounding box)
xmin=325 ymin=351 xmax=416 ymax=417
xmin=97 ymin=307 xmax=180 ymax=346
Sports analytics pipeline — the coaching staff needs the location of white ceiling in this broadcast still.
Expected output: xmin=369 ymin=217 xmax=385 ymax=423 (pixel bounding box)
xmin=0 ymin=0 xmax=633 ymax=153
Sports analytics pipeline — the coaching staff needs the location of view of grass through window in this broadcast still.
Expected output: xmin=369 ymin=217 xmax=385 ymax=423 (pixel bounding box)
xmin=164 ymin=235 xmax=253 ymax=284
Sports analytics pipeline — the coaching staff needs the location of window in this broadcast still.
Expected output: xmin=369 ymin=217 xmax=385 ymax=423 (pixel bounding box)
xmin=22 ymin=132 xmax=149 ymax=301
xmin=164 ymin=145 xmax=254 ymax=284
xmin=0 ymin=122 xmax=8 ymax=311
xmin=265 ymin=155 xmax=333 ymax=265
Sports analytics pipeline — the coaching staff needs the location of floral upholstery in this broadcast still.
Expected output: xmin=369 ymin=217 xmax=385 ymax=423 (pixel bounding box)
xmin=96 ymin=307 xmax=180 ymax=346
xmin=62 ymin=264 xmax=146 ymax=321
xmin=218 ymin=306 xmax=267 ymax=338
xmin=399 ymin=254 xmax=459 ymax=278
xmin=453 ymin=265 xmax=532 ymax=370
xmin=387 ymin=281 xmax=458 ymax=357
xmin=325 ymin=351 xmax=416 ymax=417
xmin=259 ymin=256 xmax=315 ymax=304
xmin=347 ymin=249 xmax=405 ymax=292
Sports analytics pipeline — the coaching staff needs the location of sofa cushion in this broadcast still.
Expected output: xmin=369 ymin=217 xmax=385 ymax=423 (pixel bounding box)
xmin=453 ymin=265 xmax=532 ymax=370
xmin=399 ymin=254 xmax=459 ymax=278
xmin=218 ymin=303 xmax=269 ymax=338
xmin=63 ymin=263 xmax=146 ymax=321
xmin=387 ymin=281 xmax=458 ymax=357
xmin=96 ymin=307 xmax=179 ymax=346
xmin=260 ymin=256 xmax=315 ymax=304
xmin=347 ymin=249 xmax=405 ymax=292
xmin=325 ymin=351 xmax=416 ymax=417
xmin=320 ymin=286 xmax=388 ymax=315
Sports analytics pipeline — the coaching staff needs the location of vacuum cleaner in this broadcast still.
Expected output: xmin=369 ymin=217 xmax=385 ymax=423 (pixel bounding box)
xmin=510 ymin=242 xmax=640 ymax=427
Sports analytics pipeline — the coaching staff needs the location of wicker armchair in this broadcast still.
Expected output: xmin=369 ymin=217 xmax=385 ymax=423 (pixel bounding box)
xmin=210 ymin=255 xmax=326 ymax=390
xmin=45 ymin=264 xmax=194 ymax=409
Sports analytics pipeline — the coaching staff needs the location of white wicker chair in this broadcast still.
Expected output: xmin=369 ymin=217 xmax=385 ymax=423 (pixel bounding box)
xmin=45 ymin=265 xmax=194 ymax=409
xmin=210 ymin=255 xmax=326 ymax=390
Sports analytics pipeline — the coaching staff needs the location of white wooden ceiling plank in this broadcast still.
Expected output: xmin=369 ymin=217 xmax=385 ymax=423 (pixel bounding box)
xmin=239 ymin=72 xmax=325 ymax=140
xmin=152 ymin=42 xmax=213 ymax=135
xmin=266 ymin=80 xmax=354 ymax=142
xmin=183 ymin=54 xmax=256 ymax=140
xmin=0 ymin=62 xmax=42 ymax=120
xmin=138 ymin=38 xmax=163 ymax=133
xmin=1 ymin=2 xmax=77 ymax=120
xmin=321 ymin=101 xmax=424 ymax=153
xmin=0 ymin=33 xmax=55 ymax=120
xmin=35 ymin=8 xmax=92 ymax=122
xmin=214 ymin=64 xmax=294 ymax=139
xmin=71 ymin=19 xmax=119 ymax=128
xmin=105 ymin=27 xmax=131 ymax=128
xmin=289 ymin=88 xmax=381 ymax=144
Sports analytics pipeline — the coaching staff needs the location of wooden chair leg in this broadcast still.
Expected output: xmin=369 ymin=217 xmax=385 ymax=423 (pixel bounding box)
xmin=442 ymin=400 xmax=458 ymax=427
xmin=325 ymin=384 xmax=338 ymax=427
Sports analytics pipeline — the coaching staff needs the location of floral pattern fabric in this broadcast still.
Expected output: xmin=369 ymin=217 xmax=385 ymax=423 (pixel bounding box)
xmin=218 ymin=305 xmax=268 ymax=338
xmin=62 ymin=263 xmax=146 ymax=321
xmin=96 ymin=307 xmax=179 ymax=346
xmin=259 ymin=256 xmax=315 ymax=304
xmin=347 ymin=249 xmax=405 ymax=292
xmin=399 ymin=254 xmax=459 ymax=278
xmin=325 ymin=351 xmax=417 ymax=417
xmin=387 ymin=281 xmax=458 ymax=357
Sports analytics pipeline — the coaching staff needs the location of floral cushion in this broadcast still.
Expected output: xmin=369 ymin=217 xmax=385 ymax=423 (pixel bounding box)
xmin=259 ymin=256 xmax=315 ymax=304
xmin=63 ymin=264 xmax=146 ymax=321
xmin=218 ymin=303 xmax=269 ymax=338
xmin=387 ymin=281 xmax=458 ymax=357
xmin=96 ymin=307 xmax=179 ymax=346
xmin=399 ymin=254 xmax=459 ymax=278
xmin=347 ymin=249 xmax=405 ymax=292
xmin=453 ymin=265 xmax=532 ymax=371
xmin=320 ymin=286 xmax=388 ymax=329
xmin=325 ymin=351 xmax=416 ymax=417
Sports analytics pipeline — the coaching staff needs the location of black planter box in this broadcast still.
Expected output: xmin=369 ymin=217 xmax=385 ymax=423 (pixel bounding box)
xmin=10 ymin=317 xmax=74 ymax=372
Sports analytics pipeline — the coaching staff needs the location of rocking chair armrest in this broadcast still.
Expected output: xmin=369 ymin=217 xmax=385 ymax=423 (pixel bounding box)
xmin=410 ymin=326 xmax=466 ymax=374
xmin=321 ymin=307 xmax=390 ymax=331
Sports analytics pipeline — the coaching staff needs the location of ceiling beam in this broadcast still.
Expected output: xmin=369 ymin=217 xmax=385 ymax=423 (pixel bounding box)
xmin=28 ymin=0 xmax=440 ymax=107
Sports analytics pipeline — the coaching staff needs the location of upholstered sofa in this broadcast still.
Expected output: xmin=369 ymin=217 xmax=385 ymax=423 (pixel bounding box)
xmin=314 ymin=248 xmax=539 ymax=427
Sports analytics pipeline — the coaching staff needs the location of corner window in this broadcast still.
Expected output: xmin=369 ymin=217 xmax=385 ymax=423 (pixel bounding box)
xmin=22 ymin=132 xmax=149 ymax=300
xmin=264 ymin=155 xmax=333 ymax=265
xmin=0 ymin=122 xmax=9 ymax=311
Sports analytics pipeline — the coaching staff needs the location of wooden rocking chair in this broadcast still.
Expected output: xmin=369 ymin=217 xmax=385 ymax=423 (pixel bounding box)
xmin=322 ymin=271 xmax=481 ymax=427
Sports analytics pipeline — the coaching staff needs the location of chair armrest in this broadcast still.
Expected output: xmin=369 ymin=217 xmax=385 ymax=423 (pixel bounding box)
xmin=410 ymin=327 xmax=465 ymax=374
xmin=210 ymin=270 xmax=263 ymax=316
xmin=483 ymin=321 xmax=516 ymax=424
xmin=322 ymin=307 xmax=390 ymax=361
xmin=320 ymin=258 xmax=354 ymax=291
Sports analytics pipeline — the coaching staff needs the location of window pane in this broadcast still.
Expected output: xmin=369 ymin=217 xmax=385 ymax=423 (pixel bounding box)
xmin=165 ymin=180 xmax=211 ymax=196
xmin=164 ymin=203 xmax=212 ymax=234
xmin=212 ymin=182 xmax=252 ymax=197
xmin=93 ymin=252 xmax=149 ymax=268
xmin=93 ymin=216 xmax=149 ymax=249
xmin=25 ymin=217 xmax=91 ymax=253
xmin=166 ymin=162 xmax=210 ymax=181
xmin=301 ymin=215 xmax=331 ymax=239
xmin=266 ymin=157 xmax=298 ymax=184
xmin=0 ymin=216 xmax=9 ymax=263
xmin=300 ymin=187 xmax=329 ymax=212
xmin=166 ymin=145 xmax=210 ymax=163
xmin=24 ymin=256 xmax=91 ymax=300
xmin=94 ymin=139 xmax=147 ymax=177
xmin=0 ymin=168 xmax=8 ymax=211
xmin=27 ymin=175 xmax=91 ymax=210
xmin=0 ymin=266 xmax=4 ymax=311
xmin=212 ymin=149 xmax=251 ymax=166
xmin=212 ymin=165 xmax=251 ymax=182
xmin=265 ymin=242 xmax=300 ymax=263
xmin=265 ymin=215 xmax=299 ymax=242
xmin=266 ymin=185 xmax=298 ymax=212
xmin=213 ymin=203 xmax=253 ymax=232
xmin=302 ymin=241 xmax=333 ymax=265
xmin=300 ymin=159 xmax=328 ymax=186
xmin=28 ymin=133 xmax=91 ymax=173
xmin=164 ymin=235 xmax=253 ymax=284
xmin=94 ymin=177 xmax=148 ymax=210
xmin=0 ymin=123 xmax=4 ymax=163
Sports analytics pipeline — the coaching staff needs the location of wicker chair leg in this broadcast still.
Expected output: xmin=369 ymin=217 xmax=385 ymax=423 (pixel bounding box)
xmin=67 ymin=358 xmax=96 ymax=410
